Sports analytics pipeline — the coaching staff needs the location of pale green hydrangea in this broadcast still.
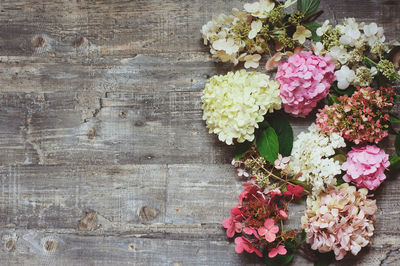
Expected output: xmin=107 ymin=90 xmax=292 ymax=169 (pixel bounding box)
xmin=202 ymin=70 xmax=281 ymax=145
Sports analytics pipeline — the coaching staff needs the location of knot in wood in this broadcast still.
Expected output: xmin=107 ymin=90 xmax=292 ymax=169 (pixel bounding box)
xmin=138 ymin=206 xmax=158 ymax=221
xmin=87 ymin=128 xmax=96 ymax=140
xmin=43 ymin=240 xmax=57 ymax=252
xmin=4 ymin=239 xmax=16 ymax=251
xmin=78 ymin=211 xmax=99 ymax=231
xmin=31 ymin=36 xmax=46 ymax=48
xmin=74 ymin=36 xmax=86 ymax=47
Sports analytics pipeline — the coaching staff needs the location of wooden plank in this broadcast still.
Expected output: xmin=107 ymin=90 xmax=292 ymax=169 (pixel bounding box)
xmin=0 ymin=229 xmax=398 ymax=266
xmin=0 ymin=164 xmax=399 ymax=234
xmin=0 ymin=91 xmax=232 ymax=165
xmin=0 ymin=0 xmax=399 ymax=265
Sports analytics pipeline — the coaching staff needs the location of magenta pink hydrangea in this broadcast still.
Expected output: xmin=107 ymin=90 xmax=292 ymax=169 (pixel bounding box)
xmin=342 ymin=145 xmax=390 ymax=190
xmin=276 ymin=51 xmax=336 ymax=117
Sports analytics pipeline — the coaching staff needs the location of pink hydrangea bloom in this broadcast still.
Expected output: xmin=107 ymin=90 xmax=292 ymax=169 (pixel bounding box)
xmin=222 ymin=215 xmax=242 ymax=238
xmin=342 ymin=145 xmax=390 ymax=190
xmin=302 ymin=184 xmax=377 ymax=260
xmin=276 ymin=51 xmax=336 ymax=117
xmin=234 ymin=236 xmax=263 ymax=257
xmin=268 ymin=245 xmax=287 ymax=258
xmin=258 ymin=218 xmax=279 ymax=242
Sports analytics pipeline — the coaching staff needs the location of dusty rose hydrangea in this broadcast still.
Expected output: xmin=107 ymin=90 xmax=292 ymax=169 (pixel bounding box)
xmin=342 ymin=145 xmax=390 ymax=190
xmin=316 ymin=87 xmax=396 ymax=144
xmin=276 ymin=51 xmax=336 ymax=117
xmin=302 ymin=183 xmax=377 ymax=260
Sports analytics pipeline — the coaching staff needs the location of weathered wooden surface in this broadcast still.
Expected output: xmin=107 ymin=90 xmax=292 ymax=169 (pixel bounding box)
xmin=0 ymin=0 xmax=399 ymax=265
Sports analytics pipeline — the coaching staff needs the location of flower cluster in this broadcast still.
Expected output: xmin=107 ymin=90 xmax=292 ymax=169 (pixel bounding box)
xmin=342 ymin=145 xmax=390 ymax=190
xmin=276 ymin=51 xmax=336 ymax=117
xmin=302 ymin=183 xmax=377 ymax=260
xmin=316 ymin=87 xmax=396 ymax=144
xmin=201 ymin=0 xmax=309 ymax=68
xmin=288 ymin=124 xmax=346 ymax=195
xmin=314 ymin=18 xmax=399 ymax=89
xmin=202 ymin=70 xmax=281 ymax=145
xmin=201 ymin=2 xmax=399 ymax=264
xmin=223 ymin=182 xmax=304 ymax=258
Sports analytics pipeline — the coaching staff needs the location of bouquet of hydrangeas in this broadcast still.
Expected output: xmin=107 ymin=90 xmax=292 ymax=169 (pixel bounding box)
xmin=199 ymin=0 xmax=400 ymax=265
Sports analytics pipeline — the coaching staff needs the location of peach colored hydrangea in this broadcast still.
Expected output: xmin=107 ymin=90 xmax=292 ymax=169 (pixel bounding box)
xmin=342 ymin=145 xmax=390 ymax=190
xmin=302 ymin=183 xmax=377 ymax=260
xmin=276 ymin=51 xmax=336 ymax=117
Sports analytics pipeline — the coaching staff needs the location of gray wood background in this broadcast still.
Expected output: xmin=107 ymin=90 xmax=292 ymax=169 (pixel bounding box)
xmin=0 ymin=0 xmax=399 ymax=265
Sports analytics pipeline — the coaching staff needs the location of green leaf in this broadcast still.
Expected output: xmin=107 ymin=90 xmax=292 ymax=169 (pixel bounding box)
xmin=300 ymin=229 xmax=307 ymax=244
xmin=331 ymin=82 xmax=356 ymax=96
xmin=390 ymin=113 xmax=400 ymax=123
xmin=298 ymin=0 xmax=320 ymax=17
xmin=256 ymin=126 xmax=279 ymax=163
xmin=336 ymin=175 xmax=346 ymax=186
xmin=364 ymin=57 xmax=374 ymax=68
xmin=304 ymin=21 xmax=322 ymax=41
xmin=389 ymin=156 xmax=400 ymax=170
xmin=333 ymin=154 xmax=346 ymax=164
xmin=267 ymin=114 xmax=294 ymax=156
xmin=328 ymin=94 xmax=338 ymax=105
xmin=234 ymin=141 xmax=253 ymax=160
xmin=396 ymin=134 xmax=400 ymax=156
xmin=258 ymin=120 xmax=270 ymax=129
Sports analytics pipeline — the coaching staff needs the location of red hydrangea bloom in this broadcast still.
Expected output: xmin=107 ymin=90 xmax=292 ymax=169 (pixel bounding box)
xmin=234 ymin=237 xmax=262 ymax=257
xmin=283 ymin=184 xmax=304 ymax=200
xmin=222 ymin=183 xmax=300 ymax=259
xmin=316 ymin=87 xmax=396 ymax=144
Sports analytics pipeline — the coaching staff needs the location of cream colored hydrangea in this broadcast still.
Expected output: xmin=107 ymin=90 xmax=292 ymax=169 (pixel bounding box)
xmin=202 ymin=70 xmax=281 ymax=145
xmin=288 ymin=124 xmax=346 ymax=195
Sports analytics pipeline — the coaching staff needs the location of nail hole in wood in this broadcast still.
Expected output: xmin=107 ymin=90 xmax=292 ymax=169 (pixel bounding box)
xmin=119 ymin=110 xmax=127 ymax=119
xmin=128 ymin=243 xmax=136 ymax=251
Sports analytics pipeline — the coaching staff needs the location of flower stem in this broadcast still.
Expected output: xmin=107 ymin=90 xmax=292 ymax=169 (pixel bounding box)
xmin=250 ymin=156 xmax=311 ymax=194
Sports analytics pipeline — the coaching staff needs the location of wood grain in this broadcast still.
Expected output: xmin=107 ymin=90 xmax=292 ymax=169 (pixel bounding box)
xmin=0 ymin=0 xmax=399 ymax=265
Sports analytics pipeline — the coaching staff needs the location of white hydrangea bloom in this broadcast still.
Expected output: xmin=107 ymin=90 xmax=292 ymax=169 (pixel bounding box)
xmin=335 ymin=65 xmax=356 ymax=90
xmin=289 ymin=124 xmax=346 ymax=195
xmin=339 ymin=18 xmax=361 ymax=46
xmin=244 ymin=0 xmax=275 ymax=18
xmin=200 ymin=14 xmax=235 ymax=45
xmin=243 ymin=54 xmax=262 ymax=69
xmin=362 ymin=22 xmax=385 ymax=47
xmin=202 ymin=70 xmax=282 ymax=145
xmin=316 ymin=20 xmax=331 ymax=36
xmin=248 ymin=20 xmax=263 ymax=39
xmin=328 ymin=46 xmax=349 ymax=64
xmin=212 ymin=38 xmax=240 ymax=55
xmin=312 ymin=42 xmax=326 ymax=55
